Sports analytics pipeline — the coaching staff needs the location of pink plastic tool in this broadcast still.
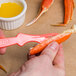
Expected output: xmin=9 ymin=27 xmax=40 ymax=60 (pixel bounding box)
xmin=0 ymin=33 xmax=58 ymax=48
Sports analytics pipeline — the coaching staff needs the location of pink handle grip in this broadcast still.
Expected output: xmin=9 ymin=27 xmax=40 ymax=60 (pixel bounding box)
xmin=0 ymin=37 xmax=17 ymax=48
xmin=0 ymin=33 xmax=58 ymax=48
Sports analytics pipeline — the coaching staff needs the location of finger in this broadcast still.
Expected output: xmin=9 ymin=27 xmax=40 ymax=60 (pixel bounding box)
xmin=41 ymin=42 xmax=59 ymax=62
xmin=0 ymin=29 xmax=6 ymax=55
xmin=8 ymin=63 xmax=26 ymax=76
xmin=8 ymin=69 xmax=21 ymax=76
xmin=28 ymin=55 xmax=36 ymax=59
xmin=53 ymin=44 xmax=65 ymax=69
xmin=0 ymin=48 xmax=6 ymax=55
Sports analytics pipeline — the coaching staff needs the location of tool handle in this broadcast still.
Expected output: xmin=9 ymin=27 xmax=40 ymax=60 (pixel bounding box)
xmin=16 ymin=33 xmax=58 ymax=46
xmin=0 ymin=37 xmax=17 ymax=48
xmin=16 ymin=33 xmax=46 ymax=46
xmin=0 ymin=33 xmax=58 ymax=48
xmin=0 ymin=34 xmax=46 ymax=48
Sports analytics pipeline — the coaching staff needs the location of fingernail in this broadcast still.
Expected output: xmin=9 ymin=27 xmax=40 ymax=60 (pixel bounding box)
xmin=0 ymin=48 xmax=6 ymax=55
xmin=49 ymin=42 xmax=59 ymax=51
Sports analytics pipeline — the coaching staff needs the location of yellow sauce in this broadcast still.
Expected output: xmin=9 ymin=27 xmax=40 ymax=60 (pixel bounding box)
xmin=0 ymin=2 xmax=23 ymax=18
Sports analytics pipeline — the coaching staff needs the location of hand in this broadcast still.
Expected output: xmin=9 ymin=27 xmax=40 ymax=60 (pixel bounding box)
xmin=0 ymin=29 xmax=6 ymax=55
xmin=9 ymin=42 xmax=65 ymax=76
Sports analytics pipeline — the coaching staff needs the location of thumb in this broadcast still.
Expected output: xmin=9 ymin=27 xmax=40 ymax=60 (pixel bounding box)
xmin=0 ymin=29 xmax=6 ymax=55
xmin=41 ymin=42 xmax=59 ymax=62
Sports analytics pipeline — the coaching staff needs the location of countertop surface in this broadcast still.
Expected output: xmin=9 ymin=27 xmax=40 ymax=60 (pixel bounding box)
xmin=0 ymin=0 xmax=76 ymax=76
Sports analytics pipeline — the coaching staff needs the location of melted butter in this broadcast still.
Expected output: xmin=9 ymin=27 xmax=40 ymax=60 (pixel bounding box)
xmin=0 ymin=2 xmax=23 ymax=18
